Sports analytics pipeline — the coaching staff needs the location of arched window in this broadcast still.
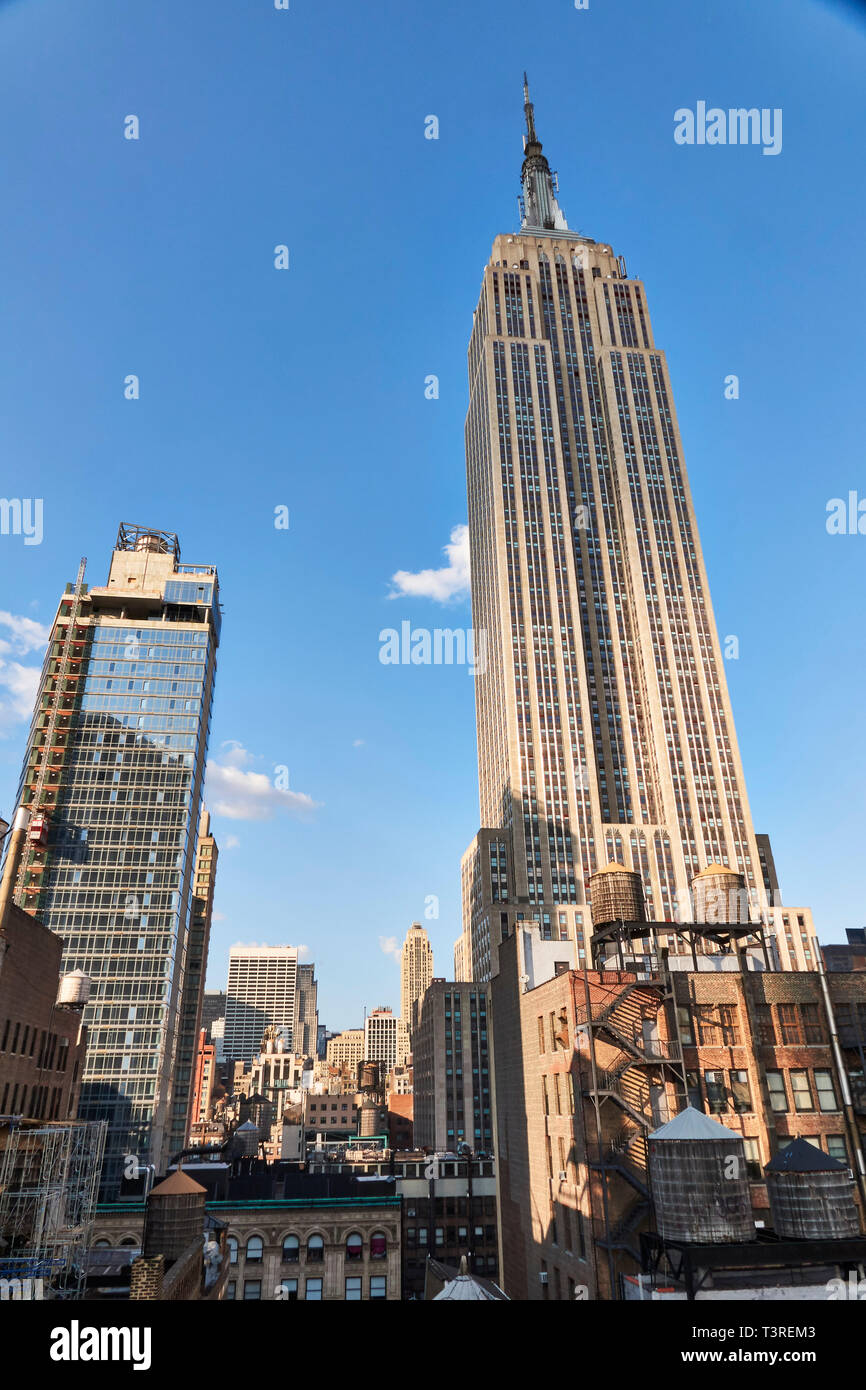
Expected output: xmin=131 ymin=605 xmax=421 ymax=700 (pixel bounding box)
xmin=307 ymin=1234 xmax=324 ymax=1263
xmin=93 ymin=1239 xmax=110 ymax=1249
xmin=227 ymin=1236 xmax=238 ymax=1265
xmin=282 ymin=1234 xmax=299 ymax=1263
xmin=246 ymin=1235 xmax=263 ymax=1263
xmin=370 ymin=1231 xmax=387 ymax=1261
xmin=345 ymin=1232 xmax=363 ymax=1261
xmin=120 ymin=1237 xmax=139 ymax=1248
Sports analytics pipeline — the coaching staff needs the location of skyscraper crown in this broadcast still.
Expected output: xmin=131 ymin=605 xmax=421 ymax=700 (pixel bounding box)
xmin=520 ymin=75 xmax=568 ymax=233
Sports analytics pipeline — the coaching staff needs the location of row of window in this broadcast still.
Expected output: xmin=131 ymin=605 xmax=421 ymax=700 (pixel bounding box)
xmin=228 ymin=1232 xmax=388 ymax=1264
xmin=689 ymin=1066 xmax=840 ymax=1116
xmin=0 ymin=1019 xmax=70 ymax=1070
xmin=226 ymin=1275 xmax=387 ymax=1301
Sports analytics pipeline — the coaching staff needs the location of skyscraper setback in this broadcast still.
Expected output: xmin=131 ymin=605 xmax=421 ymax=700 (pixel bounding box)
xmin=457 ymin=80 xmax=816 ymax=982
xmin=10 ymin=524 xmax=220 ymax=1192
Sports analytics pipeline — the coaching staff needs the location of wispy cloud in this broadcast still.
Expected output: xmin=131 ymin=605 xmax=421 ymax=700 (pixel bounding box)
xmin=206 ymin=741 xmax=320 ymax=821
xmin=0 ymin=611 xmax=49 ymax=736
xmin=379 ymin=935 xmax=401 ymax=961
xmin=388 ymin=524 xmax=470 ymax=604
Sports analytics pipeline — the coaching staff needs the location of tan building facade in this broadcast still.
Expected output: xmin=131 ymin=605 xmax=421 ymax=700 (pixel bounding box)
xmin=458 ymin=82 xmax=816 ymax=982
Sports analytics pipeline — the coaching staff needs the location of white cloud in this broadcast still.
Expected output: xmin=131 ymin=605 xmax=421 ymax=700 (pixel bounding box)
xmin=389 ymin=523 xmax=470 ymax=604
xmin=212 ymin=911 xmax=227 ymax=922
xmin=379 ymin=935 xmax=401 ymax=962
xmin=353 ymin=739 xmax=365 ymax=748
xmin=223 ymin=836 xmax=240 ymax=851
xmin=0 ymin=611 xmax=49 ymax=737
xmin=0 ymin=611 xmax=50 ymax=657
xmin=206 ymin=742 xmax=320 ymax=822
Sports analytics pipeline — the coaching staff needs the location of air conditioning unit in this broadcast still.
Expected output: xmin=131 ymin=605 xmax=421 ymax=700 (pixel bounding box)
xmin=539 ymin=1271 xmax=548 ymax=1285
xmin=558 ymin=1171 xmax=568 ymax=1182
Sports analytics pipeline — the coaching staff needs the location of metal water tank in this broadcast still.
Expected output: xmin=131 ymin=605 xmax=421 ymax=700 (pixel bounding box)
xmin=765 ymin=1138 xmax=860 ymax=1240
xmin=135 ymin=532 xmax=169 ymax=554
xmin=589 ymin=863 xmax=647 ymax=928
xmin=648 ymin=1107 xmax=755 ymax=1243
xmin=232 ymin=1119 xmax=260 ymax=1157
xmin=143 ymin=1170 xmax=206 ymax=1262
xmin=56 ymin=969 xmax=92 ymax=1007
xmin=692 ymin=864 xmax=748 ymax=924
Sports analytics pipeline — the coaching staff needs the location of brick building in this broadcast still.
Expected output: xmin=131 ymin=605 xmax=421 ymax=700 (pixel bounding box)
xmin=93 ymin=1184 xmax=401 ymax=1301
xmin=492 ymin=924 xmax=866 ymax=1301
xmin=0 ymin=902 xmax=88 ymax=1122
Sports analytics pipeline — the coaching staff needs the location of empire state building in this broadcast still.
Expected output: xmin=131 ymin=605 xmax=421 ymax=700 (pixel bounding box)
xmin=456 ymin=80 xmax=816 ymax=982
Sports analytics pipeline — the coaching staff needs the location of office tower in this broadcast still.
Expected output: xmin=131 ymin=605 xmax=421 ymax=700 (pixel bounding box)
xmin=9 ymin=523 xmax=220 ymax=1193
xmin=201 ymin=990 xmax=227 ymax=1040
xmin=190 ymin=1029 xmax=216 ymax=1128
xmin=326 ymin=1028 xmax=365 ymax=1075
xmin=175 ymin=810 xmax=218 ymax=1153
xmin=293 ymin=962 xmax=319 ymax=1057
xmin=363 ymin=1008 xmax=410 ymax=1073
xmin=458 ymin=80 xmax=816 ymax=980
xmin=400 ymin=922 xmax=433 ymax=1040
xmin=224 ymin=945 xmax=299 ymax=1063
xmin=413 ymin=981 xmax=493 ymax=1153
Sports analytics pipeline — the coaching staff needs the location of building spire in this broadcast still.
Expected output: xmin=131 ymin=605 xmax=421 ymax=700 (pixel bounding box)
xmin=519 ymin=74 xmax=568 ymax=233
xmin=523 ymin=72 xmax=537 ymax=146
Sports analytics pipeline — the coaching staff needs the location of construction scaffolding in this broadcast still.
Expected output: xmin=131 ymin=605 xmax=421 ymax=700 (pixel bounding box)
xmin=0 ymin=1117 xmax=106 ymax=1299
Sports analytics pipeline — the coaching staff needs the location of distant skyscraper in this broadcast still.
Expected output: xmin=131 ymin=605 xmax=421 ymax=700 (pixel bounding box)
xmin=457 ymin=80 xmax=817 ymax=981
xmin=400 ymin=922 xmax=433 ymax=1039
xmin=10 ymin=523 xmax=220 ymax=1192
xmin=364 ymin=1008 xmax=410 ymax=1073
xmin=224 ymin=945 xmax=300 ymax=1063
xmin=413 ymin=982 xmax=492 ymax=1152
xmin=201 ymin=989 xmax=227 ymax=1040
xmin=293 ymin=962 xmax=319 ymax=1057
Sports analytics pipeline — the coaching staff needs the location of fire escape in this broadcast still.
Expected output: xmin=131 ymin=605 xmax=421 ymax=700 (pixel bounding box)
xmin=580 ymin=972 xmax=687 ymax=1266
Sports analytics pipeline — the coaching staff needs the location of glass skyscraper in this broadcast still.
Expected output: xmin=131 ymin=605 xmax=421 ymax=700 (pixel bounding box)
xmin=13 ymin=524 xmax=220 ymax=1193
xmin=457 ymin=82 xmax=817 ymax=982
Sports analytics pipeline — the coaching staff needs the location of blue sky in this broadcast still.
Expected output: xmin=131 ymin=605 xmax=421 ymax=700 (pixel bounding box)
xmin=0 ymin=0 xmax=864 ymax=1028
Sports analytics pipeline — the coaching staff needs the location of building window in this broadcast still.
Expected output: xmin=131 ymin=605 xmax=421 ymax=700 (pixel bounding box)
xmin=676 ymin=1007 xmax=693 ymax=1046
xmin=686 ymin=1071 xmax=703 ymax=1111
xmin=370 ymin=1275 xmax=387 ymax=1300
xmin=801 ymin=1003 xmax=824 ymax=1045
xmin=754 ymin=1005 xmax=775 ymax=1045
xmin=345 ymin=1277 xmax=362 ymax=1300
xmin=790 ymin=1071 xmax=813 ymax=1112
xmin=346 ymin=1232 xmax=363 ymax=1261
xmin=305 ymin=1278 xmax=323 ymax=1300
xmin=827 ymin=1135 xmax=848 ymax=1163
xmin=243 ymin=1280 xmax=262 ymax=1300
xmin=279 ymin=1278 xmax=298 ymax=1300
xmin=743 ymin=1137 xmax=762 ymax=1180
xmin=537 ymin=1016 xmax=545 ymax=1054
xmin=704 ymin=1070 xmax=727 ymax=1114
xmin=766 ymin=1070 xmax=788 ymax=1112
xmin=814 ymin=1070 xmax=838 ymax=1112
xmin=226 ymin=1280 xmax=236 ymax=1300
xmin=729 ymin=1070 xmax=752 ymax=1113
xmin=370 ymin=1231 xmax=387 ymax=1260
xmin=227 ymin=1236 xmax=238 ymax=1264
xmin=307 ymin=1234 xmax=324 ymax=1262
xmin=777 ymin=1004 xmax=802 ymax=1045
xmin=245 ymin=1235 xmax=263 ymax=1263
xmin=282 ymin=1234 xmax=299 ymax=1263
